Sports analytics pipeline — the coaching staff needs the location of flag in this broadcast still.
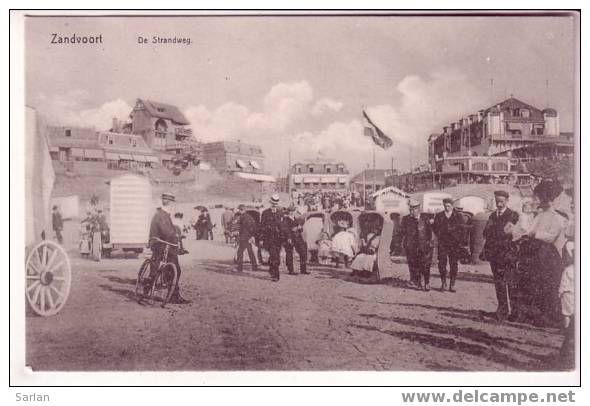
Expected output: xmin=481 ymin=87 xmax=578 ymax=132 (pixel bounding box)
xmin=362 ymin=110 xmax=393 ymax=150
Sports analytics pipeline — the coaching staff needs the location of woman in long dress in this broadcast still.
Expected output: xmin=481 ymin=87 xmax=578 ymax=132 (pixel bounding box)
xmin=516 ymin=180 xmax=567 ymax=326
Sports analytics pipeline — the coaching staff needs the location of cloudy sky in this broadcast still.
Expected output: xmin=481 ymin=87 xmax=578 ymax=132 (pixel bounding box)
xmin=26 ymin=14 xmax=577 ymax=175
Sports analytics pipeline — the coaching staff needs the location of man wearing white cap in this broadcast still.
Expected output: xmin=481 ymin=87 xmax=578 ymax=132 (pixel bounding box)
xmin=260 ymin=194 xmax=283 ymax=281
xmin=148 ymin=192 xmax=190 ymax=304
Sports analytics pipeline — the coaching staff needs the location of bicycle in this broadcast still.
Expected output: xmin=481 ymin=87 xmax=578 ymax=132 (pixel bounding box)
xmin=135 ymin=237 xmax=178 ymax=307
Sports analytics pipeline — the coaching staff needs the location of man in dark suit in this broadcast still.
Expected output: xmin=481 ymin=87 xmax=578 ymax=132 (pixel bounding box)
xmin=260 ymin=194 xmax=283 ymax=281
xmin=235 ymin=204 xmax=258 ymax=272
xmin=433 ymin=197 xmax=464 ymax=292
xmin=149 ymin=192 xmax=190 ymax=304
xmin=281 ymin=205 xmax=309 ymax=275
xmin=52 ymin=205 xmax=64 ymax=244
xmin=401 ymin=200 xmax=434 ymax=291
xmin=483 ymin=190 xmax=519 ymax=320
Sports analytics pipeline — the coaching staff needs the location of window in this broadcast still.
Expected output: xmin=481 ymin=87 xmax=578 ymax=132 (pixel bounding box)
xmin=131 ymin=138 xmax=137 ymax=147
xmin=492 ymin=162 xmax=509 ymax=172
xmin=326 ymin=167 xmax=332 ymax=173
xmin=472 ymin=162 xmax=488 ymax=171
xmin=309 ymin=166 xmax=314 ymax=173
xmin=108 ymin=136 xmax=113 ymax=145
xmin=520 ymin=109 xmax=530 ymax=118
xmin=65 ymin=129 xmax=71 ymax=137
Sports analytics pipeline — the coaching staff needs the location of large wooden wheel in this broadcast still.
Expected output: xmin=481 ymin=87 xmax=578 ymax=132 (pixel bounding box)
xmin=25 ymin=240 xmax=72 ymax=316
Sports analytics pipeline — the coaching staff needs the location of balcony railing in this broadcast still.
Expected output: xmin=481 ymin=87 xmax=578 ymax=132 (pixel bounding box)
xmin=174 ymin=127 xmax=193 ymax=138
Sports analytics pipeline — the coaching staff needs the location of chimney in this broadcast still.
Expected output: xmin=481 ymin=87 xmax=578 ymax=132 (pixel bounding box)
xmin=112 ymin=117 xmax=119 ymax=133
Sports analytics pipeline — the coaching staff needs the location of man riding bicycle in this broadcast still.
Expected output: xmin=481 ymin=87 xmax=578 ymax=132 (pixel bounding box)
xmin=148 ymin=192 xmax=190 ymax=305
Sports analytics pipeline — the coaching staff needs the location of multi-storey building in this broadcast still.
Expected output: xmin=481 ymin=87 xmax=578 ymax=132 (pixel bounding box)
xmin=288 ymin=158 xmax=349 ymax=192
xmin=201 ymin=140 xmax=275 ymax=182
xmin=427 ymin=97 xmax=574 ymax=184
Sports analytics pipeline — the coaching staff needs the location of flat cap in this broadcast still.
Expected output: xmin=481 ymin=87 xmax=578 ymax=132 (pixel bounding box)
xmin=442 ymin=197 xmax=454 ymax=205
xmin=494 ymin=190 xmax=509 ymax=199
xmin=161 ymin=192 xmax=176 ymax=202
xmin=408 ymin=199 xmax=421 ymax=208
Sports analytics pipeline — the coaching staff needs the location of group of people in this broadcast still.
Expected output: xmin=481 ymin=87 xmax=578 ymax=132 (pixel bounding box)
xmin=191 ymin=207 xmax=214 ymax=240
xmin=78 ymin=207 xmax=110 ymax=260
xmin=398 ymin=183 xmax=574 ymax=319
xmin=145 ymin=180 xmax=576 ymax=363
xmin=294 ymin=190 xmax=365 ymax=212
xmin=234 ymin=194 xmax=309 ymax=281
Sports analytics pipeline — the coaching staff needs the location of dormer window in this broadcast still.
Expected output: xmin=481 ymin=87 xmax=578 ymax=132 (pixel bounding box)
xmin=157 ymin=107 xmax=165 ymax=113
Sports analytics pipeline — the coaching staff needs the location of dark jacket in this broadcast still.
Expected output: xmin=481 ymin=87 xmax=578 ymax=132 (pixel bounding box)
xmin=483 ymin=208 xmax=519 ymax=264
xmin=260 ymin=208 xmax=283 ymax=245
xmin=52 ymin=211 xmax=63 ymax=231
xmin=401 ymin=213 xmax=433 ymax=254
xmin=149 ymin=208 xmax=179 ymax=251
xmin=433 ymin=209 xmax=464 ymax=247
xmin=280 ymin=215 xmax=304 ymax=243
xmin=238 ymin=212 xmax=257 ymax=243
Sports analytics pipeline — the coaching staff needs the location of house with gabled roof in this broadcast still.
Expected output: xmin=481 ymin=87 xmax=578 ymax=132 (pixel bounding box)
xmin=129 ymin=98 xmax=197 ymax=153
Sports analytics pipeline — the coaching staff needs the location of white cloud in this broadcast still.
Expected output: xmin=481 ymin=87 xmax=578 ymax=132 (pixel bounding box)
xmin=312 ymin=98 xmax=344 ymax=116
xmin=33 ymin=92 xmax=133 ymax=130
xmin=32 ymin=70 xmax=488 ymax=176
xmin=287 ymin=68 xmax=488 ymax=174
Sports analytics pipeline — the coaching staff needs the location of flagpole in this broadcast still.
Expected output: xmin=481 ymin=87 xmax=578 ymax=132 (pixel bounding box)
xmin=372 ymin=145 xmax=376 ymax=193
xmin=362 ymin=168 xmax=366 ymax=204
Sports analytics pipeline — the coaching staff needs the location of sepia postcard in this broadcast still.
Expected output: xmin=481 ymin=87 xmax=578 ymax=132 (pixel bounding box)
xmin=10 ymin=10 xmax=580 ymax=387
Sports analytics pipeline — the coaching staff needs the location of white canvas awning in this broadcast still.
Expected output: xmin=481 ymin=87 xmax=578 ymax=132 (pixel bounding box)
xmin=105 ymin=152 xmax=119 ymax=160
xmin=119 ymin=153 xmax=133 ymax=160
xmin=291 ymin=175 xmax=302 ymax=183
xmin=49 ymin=146 xmax=59 ymax=152
xmin=338 ymin=178 xmax=346 ymax=183
xmin=132 ymin=154 xmax=147 ymax=162
xmin=145 ymin=155 xmax=159 ymax=163
xmin=250 ymin=160 xmax=261 ymax=169
xmin=320 ymin=177 xmax=334 ymax=183
xmin=71 ymin=148 xmax=84 ymax=157
xmin=304 ymin=177 xmax=320 ymax=183
xmin=236 ymin=172 xmax=276 ymax=182
xmin=84 ymin=149 xmax=104 ymax=159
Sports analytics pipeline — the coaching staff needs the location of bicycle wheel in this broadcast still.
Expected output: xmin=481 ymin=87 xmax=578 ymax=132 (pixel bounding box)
xmin=147 ymin=263 xmax=177 ymax=307
xmin=135 ymin=259 xmax=152 ymax=303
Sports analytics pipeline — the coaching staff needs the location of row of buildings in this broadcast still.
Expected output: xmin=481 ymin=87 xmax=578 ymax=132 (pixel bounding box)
xmin=47 ymin=95 xmax=574 ymax=193
xmin=47 ymin=98 xmax=276 ymax=183
xmin=388 ymin=97 xmax=574 ymax=191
